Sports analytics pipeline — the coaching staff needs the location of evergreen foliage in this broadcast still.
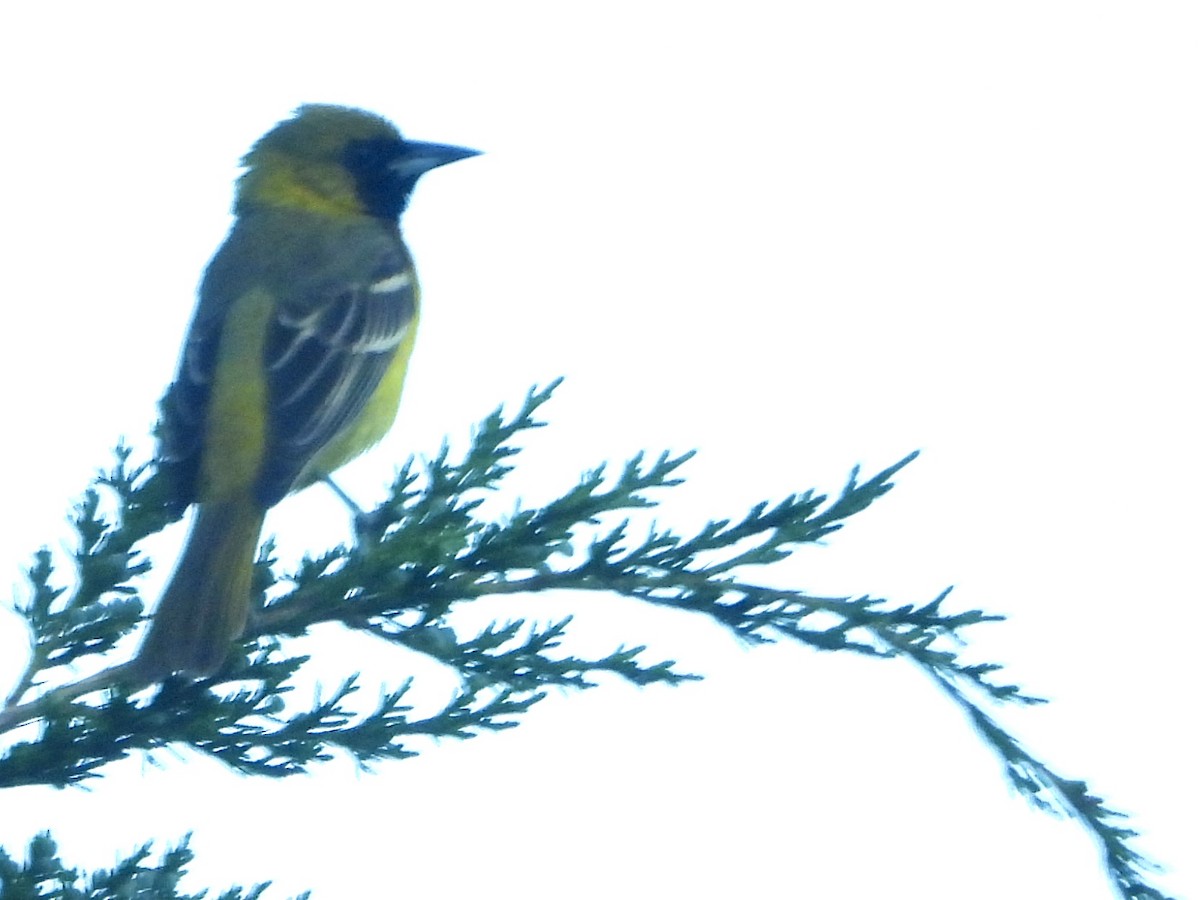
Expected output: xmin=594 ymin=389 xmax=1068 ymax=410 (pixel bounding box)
xmin=0 ymin=383 xmax=1173 ymax=899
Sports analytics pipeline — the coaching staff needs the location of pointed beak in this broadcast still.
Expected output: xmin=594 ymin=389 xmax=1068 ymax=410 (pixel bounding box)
xmin=391 ymin=140 xmax=482 ymax=180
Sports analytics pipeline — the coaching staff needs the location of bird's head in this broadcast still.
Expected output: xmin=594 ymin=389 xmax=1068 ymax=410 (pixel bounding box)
xmin=236 ymin=104 xmax=479 ymax=220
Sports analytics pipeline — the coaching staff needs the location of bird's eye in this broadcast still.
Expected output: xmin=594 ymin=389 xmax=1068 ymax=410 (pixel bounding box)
xmin=343 ymin=137 xmax=400 ymax=174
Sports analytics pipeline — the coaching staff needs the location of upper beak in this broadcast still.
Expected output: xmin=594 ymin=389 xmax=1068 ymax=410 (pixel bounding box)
xmin=391 ymin=140 xmax=482 ymax=180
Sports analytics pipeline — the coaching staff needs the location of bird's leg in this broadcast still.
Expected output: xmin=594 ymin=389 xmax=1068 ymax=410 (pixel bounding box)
xmin=322 ymin=475 xmax=384 ymax=544
xmin=322 ymin=474 xmax=364 ymax=517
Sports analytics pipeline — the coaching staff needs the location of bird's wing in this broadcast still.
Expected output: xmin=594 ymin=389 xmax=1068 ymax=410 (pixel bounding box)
xmin=157 ymin=213 xmax=417 ymax=509
xmin=257 ymin=222 xmax=417 ymax=505
xmin=157 ymin=282 xmax=227 ymax=510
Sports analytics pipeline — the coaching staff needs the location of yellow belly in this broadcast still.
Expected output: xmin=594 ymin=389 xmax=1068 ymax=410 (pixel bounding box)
xmin=298 ymin=315 xmax=418 ymax=487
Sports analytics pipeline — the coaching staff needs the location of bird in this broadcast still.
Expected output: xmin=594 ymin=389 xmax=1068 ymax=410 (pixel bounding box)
xmin=136 ymin=104 xmax=479 ymax=678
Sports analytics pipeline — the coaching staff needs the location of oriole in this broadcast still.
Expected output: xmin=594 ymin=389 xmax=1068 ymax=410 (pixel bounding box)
xmin=136 ymin=105 xmax=479 ymax=678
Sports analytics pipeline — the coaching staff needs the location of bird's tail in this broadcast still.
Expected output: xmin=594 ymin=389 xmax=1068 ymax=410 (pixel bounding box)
xmin=136 ymin=498 xmax=267 ymax=679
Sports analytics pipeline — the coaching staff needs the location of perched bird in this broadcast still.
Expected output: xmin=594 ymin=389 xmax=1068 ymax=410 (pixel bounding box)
xmin=137 ymin=105 xmax=479 ymax=678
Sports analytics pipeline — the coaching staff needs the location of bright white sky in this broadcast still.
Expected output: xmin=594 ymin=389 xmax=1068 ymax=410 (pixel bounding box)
xmin=0 ymin=4 xmax=1195 ymax=898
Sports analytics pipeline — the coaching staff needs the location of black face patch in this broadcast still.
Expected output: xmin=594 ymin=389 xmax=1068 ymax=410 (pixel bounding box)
xmin=342 ymin=136 xmax=410 ymax=220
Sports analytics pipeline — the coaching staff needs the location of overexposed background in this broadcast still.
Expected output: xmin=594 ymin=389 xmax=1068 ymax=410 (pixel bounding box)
xmin=0 ymin=4 xmax=1195 ymax=898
